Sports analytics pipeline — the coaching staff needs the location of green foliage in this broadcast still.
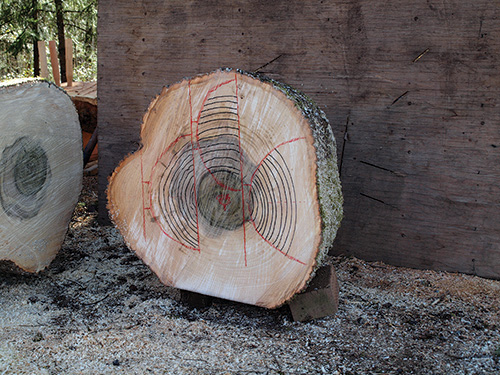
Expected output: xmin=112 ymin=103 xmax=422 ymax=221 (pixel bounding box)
xmin=0 ymin=0 xmax=97 ymax=81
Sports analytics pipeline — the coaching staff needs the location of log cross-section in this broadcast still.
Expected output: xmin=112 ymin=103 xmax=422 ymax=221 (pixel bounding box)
xmin=107 ymin=69 xmax=342 ymax=308
xmin=0 ymin=79 xmax=82 ymax=272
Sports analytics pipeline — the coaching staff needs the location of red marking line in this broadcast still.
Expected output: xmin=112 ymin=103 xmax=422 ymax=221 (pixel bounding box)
xmin=249 ymin=218 xmax=306 ymax=265
xmin=151 ymin=134 xmax=191 ymax=166
xmin=140 ymin=149 xmax=147 ymax=239
xmin=247 ymin=136 xmax=307 ymax=265
xmin=250 ymin=137 xmax=306 ymax=185
xmin=234 ymin=73 xmax=248 ymax=267
xmin=188 ymin=81 xmax=202 ymax=252
xmin=148 ymin=132 xmax=201 ymax=252
xmin=217 ymin=194 xmax=231 ymax=211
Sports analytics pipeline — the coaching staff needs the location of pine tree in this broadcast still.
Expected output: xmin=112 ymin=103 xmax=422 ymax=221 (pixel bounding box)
xmin=0 ymin=0 xmax=97 ymax=81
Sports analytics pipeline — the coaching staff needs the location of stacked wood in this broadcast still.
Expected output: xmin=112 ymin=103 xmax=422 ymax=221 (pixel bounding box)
xmin=107 ymin=69 xmax=343 ymax=308
xmin=0 ymin=79 xmax=82 ymax=272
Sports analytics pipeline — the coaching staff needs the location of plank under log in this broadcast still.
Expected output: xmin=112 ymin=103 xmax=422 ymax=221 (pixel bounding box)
xmin=288 ymin=264 xmax=339 ymax=321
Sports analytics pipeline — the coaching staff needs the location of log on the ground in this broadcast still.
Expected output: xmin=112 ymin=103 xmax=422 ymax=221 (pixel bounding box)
xmin=107 ymin=69 xmax=343 ymax=308
xmin=0 ymin=79 xmax=82 ymax=272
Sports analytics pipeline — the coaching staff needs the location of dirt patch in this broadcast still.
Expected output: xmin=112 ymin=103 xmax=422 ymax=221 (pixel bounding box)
xmin=1 ymin=176 xmax=499 ymax=374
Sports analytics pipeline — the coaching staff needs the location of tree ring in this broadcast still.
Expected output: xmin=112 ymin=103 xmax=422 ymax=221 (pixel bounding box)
xmin=0 ymin=137 xmax=51 ymax=220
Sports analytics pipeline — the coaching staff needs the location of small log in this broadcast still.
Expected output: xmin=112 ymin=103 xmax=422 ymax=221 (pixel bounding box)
xmin=0 ymin=79 xmax=82 ymax=272
xmin=288 ymin=264 xmax=339 ymax=321
xmin=60 ymin=81 xmax=97 ymax=133
xmin=107 ymin=69 xmax=343 ymax=308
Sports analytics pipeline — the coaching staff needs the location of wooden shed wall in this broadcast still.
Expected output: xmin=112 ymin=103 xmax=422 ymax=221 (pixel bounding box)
xmin=97 ymin=0 xmax=500 ymax=279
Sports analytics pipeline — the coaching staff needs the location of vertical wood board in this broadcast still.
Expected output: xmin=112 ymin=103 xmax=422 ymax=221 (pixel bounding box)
xmin=98 ymin=0 xmax=500 ymax=279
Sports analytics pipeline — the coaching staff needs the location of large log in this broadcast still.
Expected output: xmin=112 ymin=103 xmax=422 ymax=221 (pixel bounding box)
xmin=107 ymin=69 xmax=343 ymax=308
xmin=0 ymin=79 xmax=82 ymax=272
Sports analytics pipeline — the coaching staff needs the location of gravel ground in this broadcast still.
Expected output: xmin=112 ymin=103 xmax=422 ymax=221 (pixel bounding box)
xmin=1 ymin=176 xmax=499 ymax=374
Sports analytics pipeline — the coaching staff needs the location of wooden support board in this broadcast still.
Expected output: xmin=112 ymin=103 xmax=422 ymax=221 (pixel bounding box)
xmin=288 ymin=264 xmax=339 ymax=322
xmin=37 ymin=41 xmax=49 ymax=79
xmin=98 ymin=0 xmax=500 ymax=279
xmin=64 ymin=39 xmax=73 ymax=87
xmin=48 ymin=41 xmax=60 ymax=86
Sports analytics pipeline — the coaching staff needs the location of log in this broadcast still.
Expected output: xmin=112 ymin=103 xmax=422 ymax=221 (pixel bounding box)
xmin=37 ymin=41 xmax=49 ymax=79
xmin=0 ymin=79 xmax=82 ymax=272
xmin=107 ymin=69 xmax=343 ymax=308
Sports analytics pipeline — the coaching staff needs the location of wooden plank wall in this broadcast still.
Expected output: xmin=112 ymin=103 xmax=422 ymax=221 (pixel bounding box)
xmin=98 ymin=0 xmax=500 ymax=279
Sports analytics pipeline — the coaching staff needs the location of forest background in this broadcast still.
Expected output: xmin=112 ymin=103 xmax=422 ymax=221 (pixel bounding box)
xmin=0 ymin=0 xmax=97 ymax=81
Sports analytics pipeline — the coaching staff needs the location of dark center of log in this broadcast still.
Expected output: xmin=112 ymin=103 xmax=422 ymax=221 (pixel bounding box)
xmin=0 ymin=136 xmax=50 ymax=220
xmin=197 ymin=169 xmax=252 ymax=230
xmin=14 ymin=141 xmax=49 ymax=196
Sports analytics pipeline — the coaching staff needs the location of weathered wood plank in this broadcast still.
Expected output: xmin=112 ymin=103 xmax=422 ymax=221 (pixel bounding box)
xmin=288 ymin=264 xmax=339 ymax=322
xmin=98 ymin=0 xmax=500 ymax=279
xmin=331 ymin=1 xmax=500 ymax=279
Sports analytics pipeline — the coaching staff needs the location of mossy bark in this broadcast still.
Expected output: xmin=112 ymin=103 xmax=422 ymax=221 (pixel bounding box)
xmin=238 ymin=69 xmax=344 ymax=277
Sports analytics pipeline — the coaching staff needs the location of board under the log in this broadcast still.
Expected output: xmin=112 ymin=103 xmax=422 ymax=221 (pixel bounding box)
xmin=107 ymin=69 xmax=343 ymax=308
xmin=0 ymin=79 xmax=83 ymax=272
xmin=288 ymin=264 xmax=339 ymax=321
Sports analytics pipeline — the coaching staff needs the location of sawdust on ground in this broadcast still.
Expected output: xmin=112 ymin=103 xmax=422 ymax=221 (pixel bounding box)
xmin=1 ymin=176 xmax=499 ymax=374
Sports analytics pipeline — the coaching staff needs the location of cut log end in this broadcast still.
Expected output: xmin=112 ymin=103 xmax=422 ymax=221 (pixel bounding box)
xmin=0 ymin=79 xmax=82 ymax=272
xmin=107 ymin=69 xmax=342 ymax=308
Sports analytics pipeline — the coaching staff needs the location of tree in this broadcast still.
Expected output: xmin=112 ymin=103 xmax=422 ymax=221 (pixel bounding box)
xmin=0 ymin=0 xmax=42 ymax=77
xmin=0 ymin=0 xmax=97 ymax=81
xmin=54 ymin=0 xmax=66 ymax=82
